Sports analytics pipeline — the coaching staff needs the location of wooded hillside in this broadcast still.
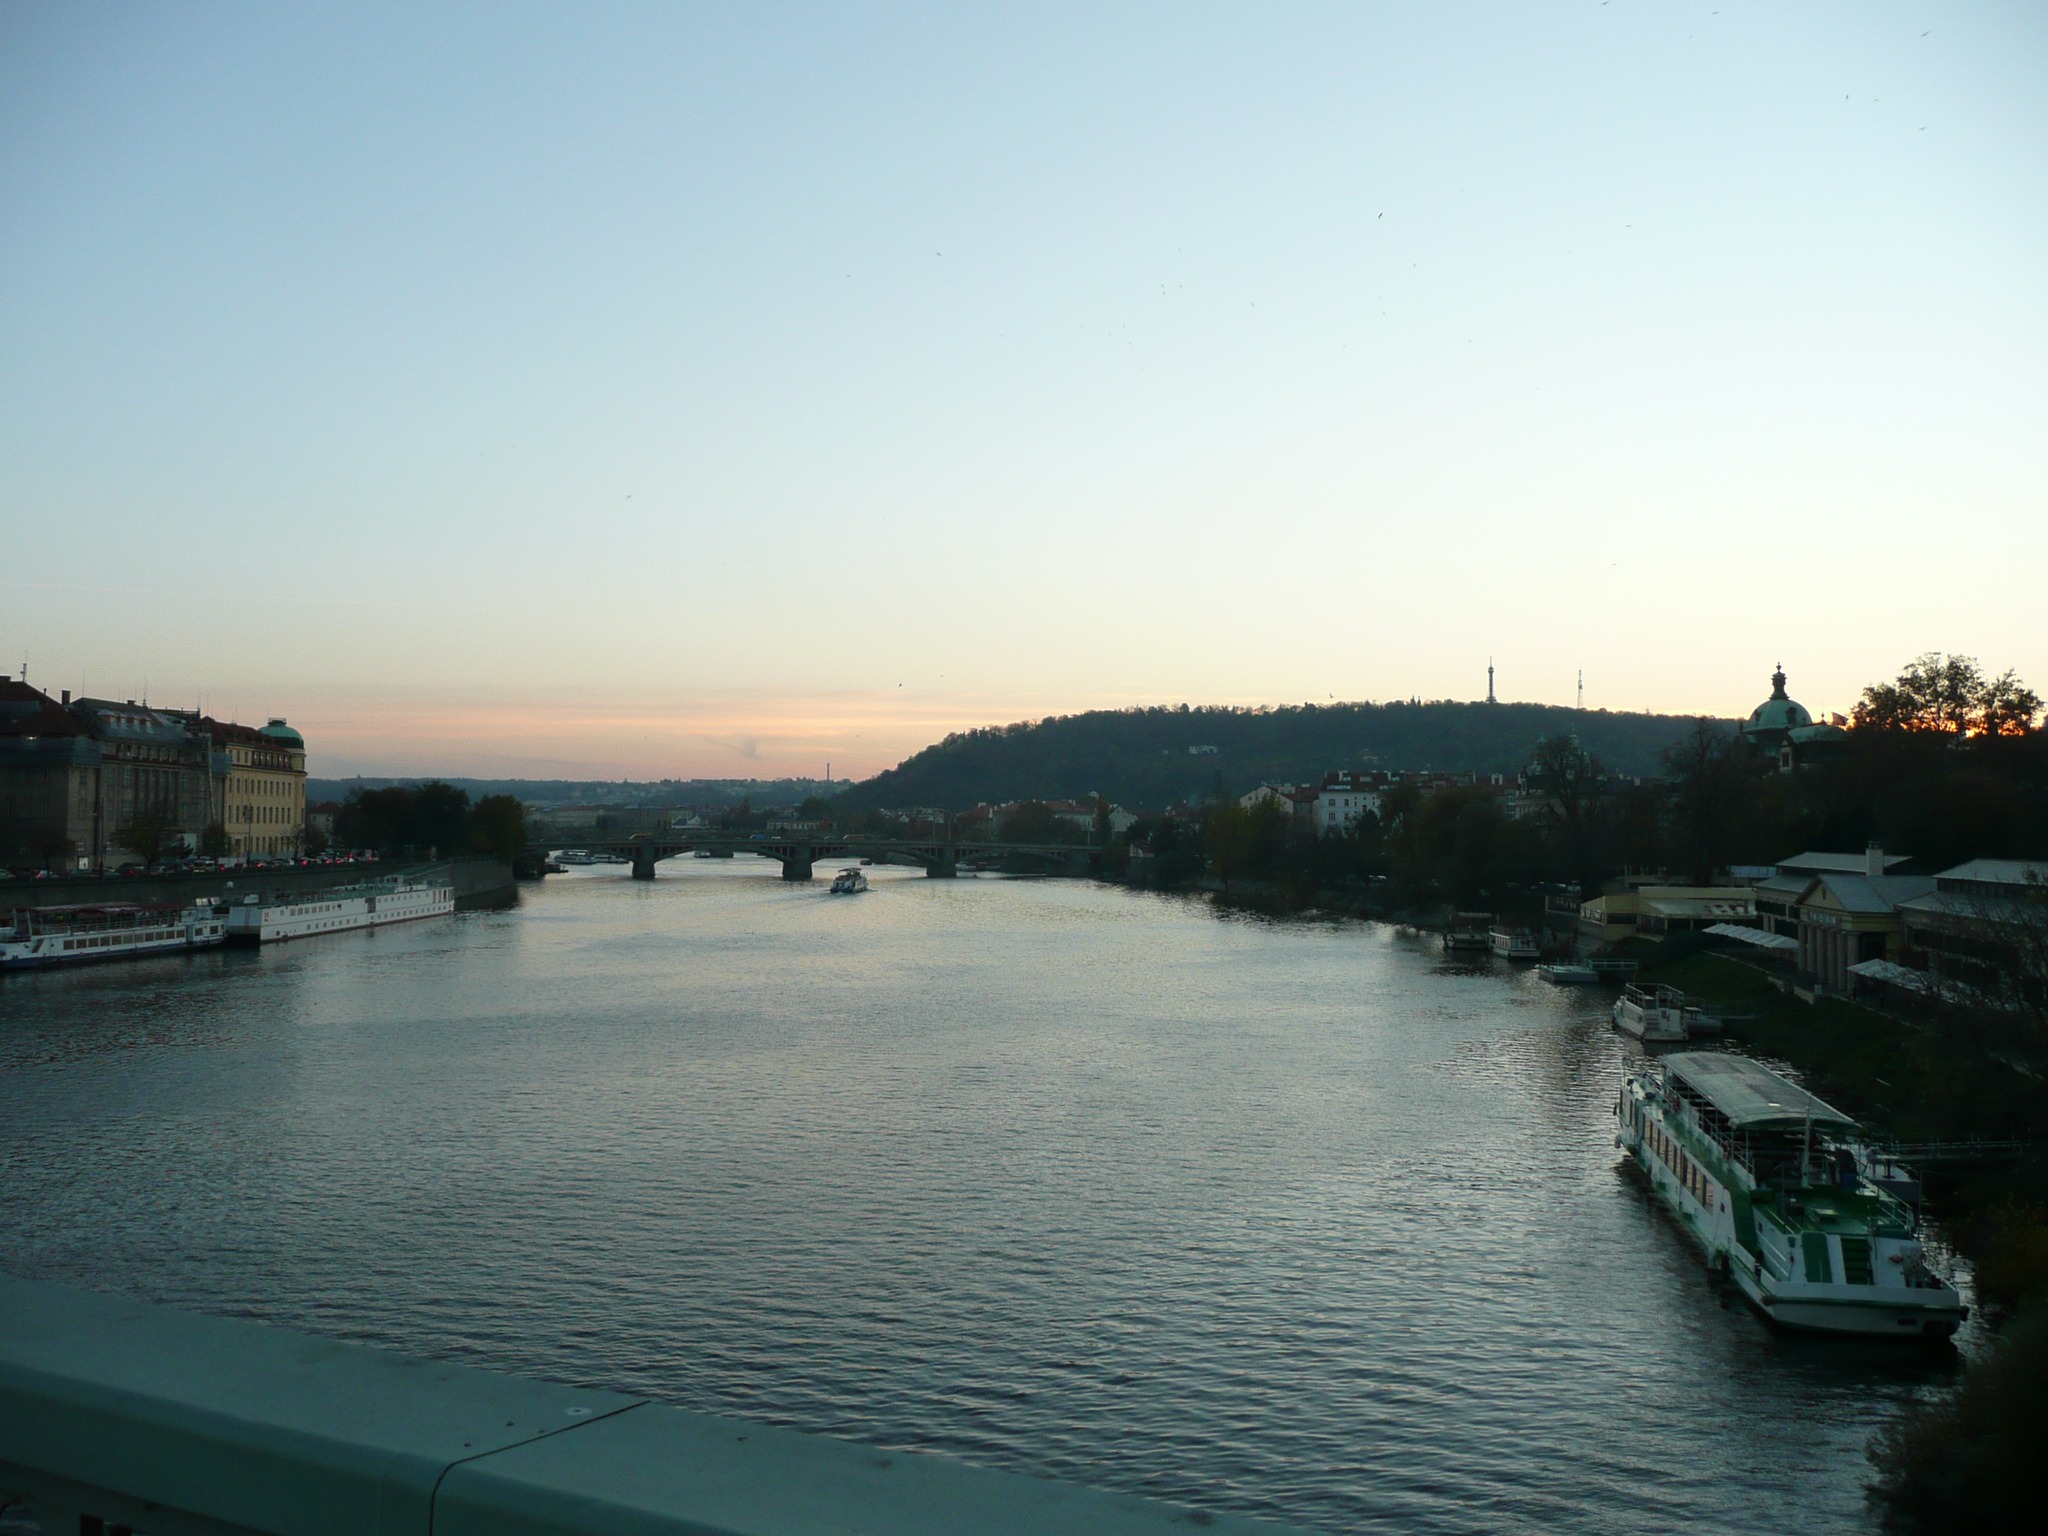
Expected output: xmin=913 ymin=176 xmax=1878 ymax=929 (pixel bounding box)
xmin=836 ymin=701 xmax=1721 ymax=811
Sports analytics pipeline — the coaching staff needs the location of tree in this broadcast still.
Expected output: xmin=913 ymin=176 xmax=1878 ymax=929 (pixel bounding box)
xmin=200 ymin=822 xmax=230 ymax=857
xmin=1978 ymin=671 xmax=2044 ymax=738
xmin=997 ymin=801 xmax=1062 ymax=843
xmin=27 ymin=827 xmax=76 ymax=872
xmin=470 ymin=795 xmax=527 ymax=862
xmin=717 ymin=796 xmax=766 ymax=832
xmin=1869 ymin=1311 xmax=2048 ymax=1534
xmin=1528 ymin=733 xmax=1605 ymax=885
xmin=1664 ymin=719 xmax=1745 ymax=885
xmin=1854 ymin=654 xmax=2039 ymax=739
xmin=333 ymin=783 xmax=473 ymax=856
xmin=412 ymin=781 xmax=472 ymax=855
xmin=113 ymin=809 xmax=175 ymax=867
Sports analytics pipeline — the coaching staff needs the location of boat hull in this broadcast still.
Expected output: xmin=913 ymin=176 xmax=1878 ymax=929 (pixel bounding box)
xmin=1732 ymin=1269 xmax=1963 ymax=1338
xmin=1 ymin=907 xmax=227 ymax=970
xmin=1 ymin=932 xmax=223 ymax=970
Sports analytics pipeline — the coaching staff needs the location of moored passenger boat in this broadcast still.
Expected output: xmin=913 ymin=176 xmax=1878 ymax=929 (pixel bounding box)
xmin=1441 ymin=913 xmax=1491 ymax=952
xmin=1612 ymin=982 xmax=1720 ymax=1041
xmin=1617 ymin=1052 xmax=1966 ymax=1339
xmin=226 ymin=876 xmax=454 ymax=944
xmin=1 ymin=900 xmax=227 ymax=970
xmin=1488 ymin=926 xmax=1540 ymax=959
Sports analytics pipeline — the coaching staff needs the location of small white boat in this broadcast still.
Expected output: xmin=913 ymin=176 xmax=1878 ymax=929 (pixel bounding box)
xmin=1537 ymin=962 xmax=1601 ymax=984
xmin=829 ymin=868 xmax=868 ymax=895
xmin=1 ymin=900 xmax=227 ymax=970
xmin=1441 ymin=913 xmax=1491 ymax=952
xmin=1612 ymin=982 xmax=1721 ymax=1042
xmin=554 ymin=850 xmax=598 ymax=866
xmin=1489 ymin=926 xmax=1540 ymax=960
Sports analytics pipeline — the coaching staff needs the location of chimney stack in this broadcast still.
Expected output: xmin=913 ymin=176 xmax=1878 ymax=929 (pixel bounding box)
xmin=1866 ymin=842 xmax=1885 ymax=878
xmin=60 ymin=689 xmax=70 ymax=706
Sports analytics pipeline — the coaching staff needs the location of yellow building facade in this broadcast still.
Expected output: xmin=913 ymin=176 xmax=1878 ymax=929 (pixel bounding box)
xmin=212 ymin=718 xmax=308 ymax=858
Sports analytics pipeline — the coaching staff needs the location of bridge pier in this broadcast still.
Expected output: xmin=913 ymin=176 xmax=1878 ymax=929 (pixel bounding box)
xmin=782 ymin=846 xmax=814 ymax=881
xmin=925 ymin=848 xmax=957 ymax=878
xmin=631 ymin=846 xmax=659 ymax=881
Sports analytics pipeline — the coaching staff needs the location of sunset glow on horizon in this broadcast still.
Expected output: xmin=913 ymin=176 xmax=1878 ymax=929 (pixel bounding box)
xmin=5 ymin=3 xmax=2044 ymax=780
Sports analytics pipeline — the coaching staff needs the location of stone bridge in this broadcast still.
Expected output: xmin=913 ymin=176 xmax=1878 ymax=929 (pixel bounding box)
xmin=526 ymin=829 xmax=1099 ymax=882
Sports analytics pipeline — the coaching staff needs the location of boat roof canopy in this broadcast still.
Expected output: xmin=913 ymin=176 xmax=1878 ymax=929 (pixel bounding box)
xmin=1664 ymin=1051 xmax=1857 ymax=1132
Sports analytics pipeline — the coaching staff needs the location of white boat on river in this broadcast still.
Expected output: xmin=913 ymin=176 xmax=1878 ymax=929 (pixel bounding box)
xmin=1 ymin=900 xmax=227 ymax=970
xmin=226 ymin=875 xmax=454 ymax=944
xmin=1612 ymin=982 xmax=1720 ymax=1042
xmin=1617 ymin=1053 xmax=1966 ymax=1339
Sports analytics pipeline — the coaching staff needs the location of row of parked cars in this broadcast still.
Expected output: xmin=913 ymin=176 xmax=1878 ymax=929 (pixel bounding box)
xmin=1 ymin=852 xmax=382 ymax=881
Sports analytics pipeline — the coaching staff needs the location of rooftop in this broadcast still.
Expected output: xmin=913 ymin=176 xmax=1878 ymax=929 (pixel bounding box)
xmin=1806 ymin=872 xmax=1937 ymax=914
xmin=1665 ymin=1052 xmax=1857 ymax=1132
xmin=1776 ymin=850 xmax=1914 ymax=875
xmin=1935 ymin=858 xmax=2047 ymax=889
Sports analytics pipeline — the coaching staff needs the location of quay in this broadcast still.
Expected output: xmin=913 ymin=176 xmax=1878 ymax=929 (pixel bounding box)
xmin=6 ymin=855 xmax=518 ymax=916
xmin=0 ymin=1276 xmax=1300 ymax=1536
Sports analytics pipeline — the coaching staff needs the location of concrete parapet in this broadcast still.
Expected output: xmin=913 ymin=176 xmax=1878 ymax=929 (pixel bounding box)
xmin=0 ymin=1276 xmax=1307 ymax=1536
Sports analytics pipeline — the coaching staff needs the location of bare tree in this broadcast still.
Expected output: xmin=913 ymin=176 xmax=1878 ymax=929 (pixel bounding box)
xmin=113 ymin=810 xmax=175 ymax=868
xmin=1664 ymin=719 xmax=1743 ymax=885
xmin=1529 ymin=733 xmax=1603 ymax=885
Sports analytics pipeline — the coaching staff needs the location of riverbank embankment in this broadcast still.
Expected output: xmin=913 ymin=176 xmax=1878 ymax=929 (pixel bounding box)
xmin=4 ymin=855 xmax=518 ymax=914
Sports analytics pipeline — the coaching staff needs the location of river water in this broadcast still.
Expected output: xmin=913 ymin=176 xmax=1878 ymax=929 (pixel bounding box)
xmin=0 ymin=864 xmax=1969 ymax=1533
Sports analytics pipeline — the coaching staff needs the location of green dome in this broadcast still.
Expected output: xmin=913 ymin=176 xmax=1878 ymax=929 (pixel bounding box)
xmin=1743 ymin=668 xmax=1813 ymax=739
xmin=259 ymin=717 xmax=304 ymax=747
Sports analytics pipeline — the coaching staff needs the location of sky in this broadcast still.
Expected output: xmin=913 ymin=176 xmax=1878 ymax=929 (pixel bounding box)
xmin=3 ymin=3 xmax=2044 ymax=779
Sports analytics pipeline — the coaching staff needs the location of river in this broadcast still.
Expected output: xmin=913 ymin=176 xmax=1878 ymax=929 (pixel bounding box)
xmin=0 ymin=863 xmax=1969 ymax=1533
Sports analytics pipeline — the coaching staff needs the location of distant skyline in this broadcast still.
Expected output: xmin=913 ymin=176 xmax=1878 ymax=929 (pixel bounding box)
xmin=5 ymin=4 xmax=2044 ymax=778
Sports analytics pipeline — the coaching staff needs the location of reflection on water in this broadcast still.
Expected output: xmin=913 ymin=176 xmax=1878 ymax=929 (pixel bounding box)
xmin=0 ymin=865 xmax=1966 ymax=1534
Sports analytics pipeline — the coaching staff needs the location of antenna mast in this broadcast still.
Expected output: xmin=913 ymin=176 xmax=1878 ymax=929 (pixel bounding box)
xmin=1577 ymin=669 xmax=1584 ymax=710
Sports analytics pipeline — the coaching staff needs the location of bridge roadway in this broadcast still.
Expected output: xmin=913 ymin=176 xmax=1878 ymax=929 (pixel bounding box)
xmin=529 ymin=830 xmax=1099 ymax=881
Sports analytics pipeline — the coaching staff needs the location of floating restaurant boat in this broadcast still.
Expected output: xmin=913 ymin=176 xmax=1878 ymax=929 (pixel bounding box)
xmin=829 ymin=867 xmax=869 ymax=895
xmin=1616 ymin=1053 xmax=1966 ymax=1338
xmin=0 ymin=900 xmax=227 ymax=971
xmin=1488 ymin=926 xmax=1540 ymax=960
xmin=226 ymin=876 xmax=454 ymax=944
xmin=1612 ymin=982 xmax=1721 ymax=1042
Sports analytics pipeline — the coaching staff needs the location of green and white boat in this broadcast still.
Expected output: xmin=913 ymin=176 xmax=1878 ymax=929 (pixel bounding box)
xmin=1616 ymin=1052 xmax=1966 ymax=1339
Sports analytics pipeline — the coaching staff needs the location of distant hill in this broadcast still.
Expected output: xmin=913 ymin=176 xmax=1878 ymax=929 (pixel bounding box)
xmin=835 ymin=702 xmax=1723 ymax=812
xmin=308 ymin=776 xmax=839 ymax=809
